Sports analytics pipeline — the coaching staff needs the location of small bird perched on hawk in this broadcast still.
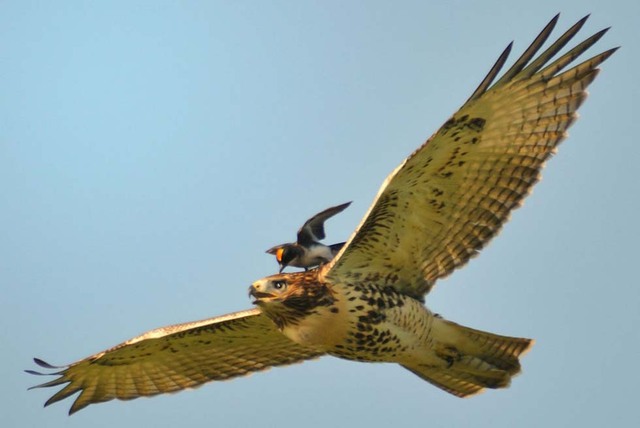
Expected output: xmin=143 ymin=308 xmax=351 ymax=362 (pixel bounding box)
xmin=28 ymin=15 xmax=617 ymax=415
xmin=266 ymin=201 xmax=351 ymax=272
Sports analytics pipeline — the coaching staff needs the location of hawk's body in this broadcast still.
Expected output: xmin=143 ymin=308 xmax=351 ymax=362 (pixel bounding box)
xmin=28 ymin=15 xmax=617 ymax=414
xmin=251 ymin=269 xmax=531 ymax=396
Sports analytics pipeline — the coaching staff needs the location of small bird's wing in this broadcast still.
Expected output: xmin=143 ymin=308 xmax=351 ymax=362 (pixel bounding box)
xmin=27 ymin=308 xmax=323 ymax=414
xmin=322 ymin=15 xmax=617 ymax=300
xmin=297 ymin=202 xmax=352 ymax=245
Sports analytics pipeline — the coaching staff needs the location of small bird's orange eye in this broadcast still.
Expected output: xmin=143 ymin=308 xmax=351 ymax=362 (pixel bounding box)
xmin=276 ymin=248 xmax=284 ymax=262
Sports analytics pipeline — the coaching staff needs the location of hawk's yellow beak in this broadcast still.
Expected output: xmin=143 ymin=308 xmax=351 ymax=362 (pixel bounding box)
xmin=248 ymin=283 xmax=274 ymax=304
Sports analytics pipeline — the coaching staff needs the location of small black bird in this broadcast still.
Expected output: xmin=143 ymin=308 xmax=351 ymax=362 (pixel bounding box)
xmin=266 ymin=202 xmax=351 ymax=272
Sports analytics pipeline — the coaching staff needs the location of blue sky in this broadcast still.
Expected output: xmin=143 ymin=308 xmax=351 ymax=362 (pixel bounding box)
xmin=2 ymin=1 xmax=638 ymax=427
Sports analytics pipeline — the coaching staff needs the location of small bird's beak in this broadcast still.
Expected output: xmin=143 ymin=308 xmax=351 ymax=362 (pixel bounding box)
xmin=278 ymin=265 xmax=285 ymax=273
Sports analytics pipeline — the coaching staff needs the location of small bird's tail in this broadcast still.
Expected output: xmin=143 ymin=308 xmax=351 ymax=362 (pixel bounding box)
xmin=329 ymin=242 xmax=346 ymax=255
xmin=402 ymin=319 xmax=533 ymax=397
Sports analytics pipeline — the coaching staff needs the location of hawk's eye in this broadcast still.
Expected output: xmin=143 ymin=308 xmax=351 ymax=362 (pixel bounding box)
xmin=272 ymin=280 xmax=287 ymax=290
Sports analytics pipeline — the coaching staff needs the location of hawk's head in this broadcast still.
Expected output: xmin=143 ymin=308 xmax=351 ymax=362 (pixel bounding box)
xmin=249 ymin=270 xmax=335 ymax=329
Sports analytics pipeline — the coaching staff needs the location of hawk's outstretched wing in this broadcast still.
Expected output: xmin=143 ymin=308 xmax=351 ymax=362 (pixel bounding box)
xmin=322 ymin=15 xmax=617 ymax=300
xmin=27 ymin=309 xmax=323 ymax=414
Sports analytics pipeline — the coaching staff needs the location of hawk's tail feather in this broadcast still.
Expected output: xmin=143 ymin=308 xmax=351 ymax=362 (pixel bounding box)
xmin=402 ymin=320 xmax=533 ymax=397
xmin=402 ymin=364 xmax=509 ymax=397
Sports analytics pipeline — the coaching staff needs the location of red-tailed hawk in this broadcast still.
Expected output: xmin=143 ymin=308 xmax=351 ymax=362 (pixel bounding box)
xmin=28 ymin=15 xmax=616 ymax=415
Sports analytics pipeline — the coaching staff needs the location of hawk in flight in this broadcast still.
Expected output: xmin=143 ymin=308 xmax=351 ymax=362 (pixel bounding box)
xmin=28 ymin=15 xmax=616 ymax=414
xmin=266 ymin=201 xmax=351 ymax=272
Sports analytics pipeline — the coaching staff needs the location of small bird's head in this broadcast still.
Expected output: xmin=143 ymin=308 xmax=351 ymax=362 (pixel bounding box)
xmin=249 ymin=270 xmax=334 ymax=328
xmin=265 ymin=244 xmax=303 ymax=272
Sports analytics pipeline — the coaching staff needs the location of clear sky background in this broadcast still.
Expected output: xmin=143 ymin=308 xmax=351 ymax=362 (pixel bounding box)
xmin=2 ymin=1 xmax=638 ymax=427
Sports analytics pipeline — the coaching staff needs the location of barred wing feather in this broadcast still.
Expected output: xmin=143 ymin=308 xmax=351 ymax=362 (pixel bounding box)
xmin=28 ymin=309 xmax=323 ymax=414
xmin=323 ymin=15 xmax=617 ymax=300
